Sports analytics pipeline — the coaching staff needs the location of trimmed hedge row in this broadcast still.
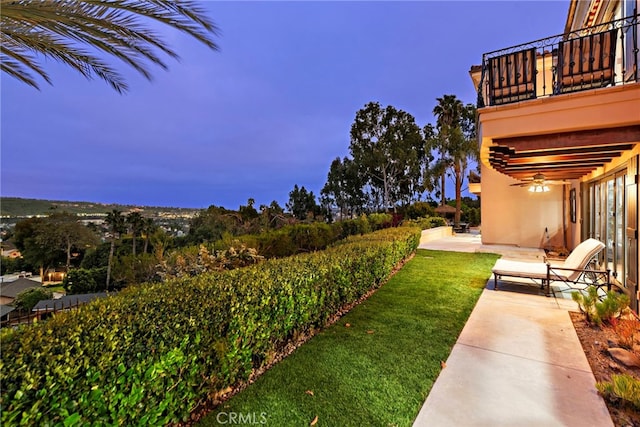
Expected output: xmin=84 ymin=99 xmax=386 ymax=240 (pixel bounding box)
xmin=0 ymin=226 xmax=420 ymax=426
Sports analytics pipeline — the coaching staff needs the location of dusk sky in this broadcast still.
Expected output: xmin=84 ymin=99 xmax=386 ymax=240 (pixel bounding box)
xmin=1 ymin=1 xmax=570 ymax=210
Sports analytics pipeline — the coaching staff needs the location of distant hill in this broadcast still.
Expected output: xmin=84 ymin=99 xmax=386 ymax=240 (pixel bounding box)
xmin=0 ymin=197 xmax=201 ymax=218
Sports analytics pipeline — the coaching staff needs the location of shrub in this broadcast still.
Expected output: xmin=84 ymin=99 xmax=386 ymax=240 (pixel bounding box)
xmin=0 ymin=257 xmax=32 ymax=276
xmin=171 ymin=214 xmax=394 ymax=262
xmin=112 ymin=253 xmax=161 ymax=285
xmin=0 ymin=257 xmax=13 ymax=275
xmin=597 ymin=374 xmax=640 ymax=410
xmin=0 ymin=227 xmax=420 ymax=425
xmin=463 ymin=207 xmax=481 ymax=226
xmin=12 ymin=287 xmax=53 ymax=312
xmin=63 ymin=269 xmax=97 ymax=294
xmin=572 ymin=286 xmax=630 ymax=326
xmin=367 ymin=213 xmax=393 ymax=230
xmin=614 ymin=317 xmax=640 ymax=350
xmin=402 ymin=201 xmax=435 ymax=220
xmin=403 ymin=216 xmax=446 ymax=230
xmin=160 ymin=244 xmax=264 ymax=279
xmin=63 ymin=268 xmax=109 ymax=294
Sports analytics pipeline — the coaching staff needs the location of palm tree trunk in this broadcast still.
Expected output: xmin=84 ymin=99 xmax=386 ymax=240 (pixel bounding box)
xmin=106 ymin=239 xmax=115 ymax=290
xmin=66 ymin=238 xmax=72 ymax=271
xmin=441 ymin=173 xmax=446 ymax=206
xmin=455 ymin=163 xmax=462 ymax=227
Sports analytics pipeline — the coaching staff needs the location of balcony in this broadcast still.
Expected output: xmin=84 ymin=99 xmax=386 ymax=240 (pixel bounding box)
xmin=475 ymin=14 xmax=639 ymax=108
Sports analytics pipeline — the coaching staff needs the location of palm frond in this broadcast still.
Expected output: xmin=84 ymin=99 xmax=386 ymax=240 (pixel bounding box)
xmin=0 ymin=0 xmax=220 ymax=93
xmin=0 ymin=53 xmax=45 ymax=90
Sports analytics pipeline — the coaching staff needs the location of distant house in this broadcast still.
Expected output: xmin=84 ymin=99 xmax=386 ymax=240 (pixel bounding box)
xmin=43 ymin=268 xmax=66 ymax=284
xmin=0 ymin=304 xmax=15 ymax=322
xmin=1 ymin=239 xmax=21 ymax=258
xmin=0 ymin=277 xmax=42 ymax=305
xmin=1 ymin=249 xmax=21 ymax=259
xmin=32 ymin=292 xmax=108 ymax=313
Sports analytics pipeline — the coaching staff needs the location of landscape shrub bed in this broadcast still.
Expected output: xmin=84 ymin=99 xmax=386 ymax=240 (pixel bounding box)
xmin=402 ymin=216 xmax=446 ymax=230
xmin=0 ymin=226 xmax=420 ymax=426
xmin=238 ymin=214 xmax=393 ymax=258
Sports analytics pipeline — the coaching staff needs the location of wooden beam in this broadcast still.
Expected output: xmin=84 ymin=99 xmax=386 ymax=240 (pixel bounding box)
xmin=510 ymin=144 xmax=634 ymax=157
xmin=505 ymin=153 xmax=621 ymax=164
xmin=493 ymin=125 xmax=640 ymax=151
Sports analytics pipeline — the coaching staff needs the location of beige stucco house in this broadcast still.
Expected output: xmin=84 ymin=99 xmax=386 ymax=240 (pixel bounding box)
xmin=470 ymin=0 xmax=639 ymax=309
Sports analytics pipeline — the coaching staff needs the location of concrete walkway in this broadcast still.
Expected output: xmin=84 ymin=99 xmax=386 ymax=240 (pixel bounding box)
xmin=413 ymin=234 xmax=613 ymax=427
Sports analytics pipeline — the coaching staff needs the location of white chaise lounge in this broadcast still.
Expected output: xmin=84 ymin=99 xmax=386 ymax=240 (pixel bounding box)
xmin=492 ymin=238 xmax=609 ymax=296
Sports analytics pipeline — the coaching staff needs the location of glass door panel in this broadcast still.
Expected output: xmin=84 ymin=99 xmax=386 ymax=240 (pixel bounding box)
xmin=615 ymin=173 xmax=626 ymax=283
xmin=607 ymin=179 xmax=615 ymax=272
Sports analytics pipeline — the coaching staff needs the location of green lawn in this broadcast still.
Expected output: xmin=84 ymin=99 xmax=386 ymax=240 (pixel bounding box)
xmin=198 ymin=250 xmax=499 ymax=427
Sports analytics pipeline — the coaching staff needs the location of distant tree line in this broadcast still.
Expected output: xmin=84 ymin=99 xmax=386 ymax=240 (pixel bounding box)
xmin=319 ymin=97 xmax=477 ymax=224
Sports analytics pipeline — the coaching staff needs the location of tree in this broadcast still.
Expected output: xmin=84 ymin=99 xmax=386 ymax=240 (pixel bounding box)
xmin=13 ymin=212 xmax=98 ymax=275
xmin=238 ymin=198 xmax=260 ymax=233
xmin=105 ymin=209 xmax=126 ymax=290
xmin=1 ymin=0 xmax=219 ymax=93
xmin=431 ymin=95 xmax=478 ymax=227
xmin=13 ymin=216 xmax=62 ymax=276
xmin=258 ymin=201 xmax=287 ymax=230
xmin=63 ymin=268 xmax=98 ymax=294
xmin=431 ymin=94 xmax=463 ymax=207
xmin=47 ymin=212 xmax=99 ymax=270
xmin=141 ymin=217 xmax=157 ymax=254
xmin=126 ymin=212 xmax=144 ymax=257
xmin=321 ymin=157 xmax=366 ymax=219
xmin=187 ymin=205 xmax=242 ymax=244
xmin=13 ymin=287 xmax=53 ymax=312
xmin=349 ymin=102 xmax=426 ymax=211
xmin=287 ymin=185 xmax=320 ymax=221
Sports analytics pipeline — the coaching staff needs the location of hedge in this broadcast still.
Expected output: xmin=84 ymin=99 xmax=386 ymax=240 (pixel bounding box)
xmin=402 ymin=216 xmax=447 ymax=230
xmin=0 ymin=226 xmax=420 ymax=426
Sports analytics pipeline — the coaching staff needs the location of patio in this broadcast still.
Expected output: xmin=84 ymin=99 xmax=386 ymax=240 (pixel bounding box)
xmin=414 ymin=233 xmax=613 ymax=426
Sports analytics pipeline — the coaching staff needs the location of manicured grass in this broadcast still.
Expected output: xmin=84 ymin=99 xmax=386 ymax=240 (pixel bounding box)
xmin=198 ymin=250 xmax=499 ymax=427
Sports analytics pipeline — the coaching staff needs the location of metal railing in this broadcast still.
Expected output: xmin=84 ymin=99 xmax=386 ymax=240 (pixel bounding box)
xmin=478 ymin=14 xmax=639 ymax=107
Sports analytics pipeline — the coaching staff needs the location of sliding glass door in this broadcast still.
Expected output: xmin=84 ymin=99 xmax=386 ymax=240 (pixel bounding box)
xmin=587 ymin=171 xmax=626 ymax=285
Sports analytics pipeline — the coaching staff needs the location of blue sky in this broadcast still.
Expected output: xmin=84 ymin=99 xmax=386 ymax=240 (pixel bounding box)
xmin=1 ymin=1 xmax=569 ymax=209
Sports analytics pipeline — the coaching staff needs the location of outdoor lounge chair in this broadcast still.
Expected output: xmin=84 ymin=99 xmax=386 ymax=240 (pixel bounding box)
xmin=492 ymin=238 xmax=609 ymax=296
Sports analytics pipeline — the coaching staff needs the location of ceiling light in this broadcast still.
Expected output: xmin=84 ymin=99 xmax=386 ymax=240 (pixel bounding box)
xmin=528 ymin=184 xmax=550 ymax=193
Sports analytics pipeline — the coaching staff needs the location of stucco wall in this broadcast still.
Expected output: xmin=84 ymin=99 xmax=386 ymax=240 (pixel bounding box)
xmin=478 ymin=84 xmax=640 ymax=250
xmin=480 ymin=163 xmax=566 ymax=248
xmin=419 ymin=226 xmax=453 ymax=245
xmin=483 ymin=85 xmax=639 ymax=141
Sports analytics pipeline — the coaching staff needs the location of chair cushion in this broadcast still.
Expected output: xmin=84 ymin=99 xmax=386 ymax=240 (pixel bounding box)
xmin=492 ymin=259 xmax=561 ymax=280
xmin=562 ymin=238 xmax=605 ymax=270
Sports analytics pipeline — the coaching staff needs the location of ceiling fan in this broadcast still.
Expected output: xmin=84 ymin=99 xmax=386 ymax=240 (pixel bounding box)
xmin=510 ymin=173 xmax=569 ymax=192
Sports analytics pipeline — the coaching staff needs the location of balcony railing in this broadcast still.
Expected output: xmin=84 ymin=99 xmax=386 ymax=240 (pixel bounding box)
xmin=478 ymin=14 xmax=639 ymax=107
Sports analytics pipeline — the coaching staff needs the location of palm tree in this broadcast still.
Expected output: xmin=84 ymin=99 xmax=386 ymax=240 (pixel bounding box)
xmin=431 ymin=95 xmax=478 ymax=227
xmin=1 ymin=0 xmax=219 ymax=93
xmin=126 ymin=211 xmax=144 ymax=257
xmin=105 ymin=209 xmax=126 ymax=290
xmin=433 ymin=94 xmax=463 ymax=129
xmin=141 ymin=217 xmax=157 ymax=254
xmin=432 ymin=95 xmax=464 ymax=207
